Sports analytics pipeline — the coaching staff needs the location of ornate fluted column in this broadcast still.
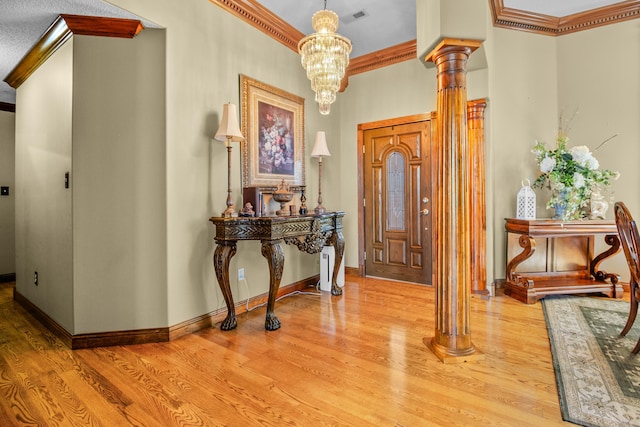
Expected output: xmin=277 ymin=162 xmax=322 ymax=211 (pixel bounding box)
xmin=424 ymin=39 xmax=484 ymax=363
xmin=468 ymin=99 xmax=488 ymax=295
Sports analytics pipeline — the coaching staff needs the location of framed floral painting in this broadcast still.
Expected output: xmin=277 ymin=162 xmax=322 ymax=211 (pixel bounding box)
xmin=240 ymin=74 xmax=305 ymax=191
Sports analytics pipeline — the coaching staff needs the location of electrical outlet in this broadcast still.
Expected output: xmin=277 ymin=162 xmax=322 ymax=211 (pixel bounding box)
xmin=34 ymin=271 xmax=38 ymax=286
xmin=238 ymin=268 xmax=245 ymax=281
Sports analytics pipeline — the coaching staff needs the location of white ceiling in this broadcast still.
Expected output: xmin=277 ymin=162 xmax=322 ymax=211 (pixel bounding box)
xmin=503 ymin=0 xmax=622 ymax=16
xmin=0 ymin=0 xmax=628 ymax=105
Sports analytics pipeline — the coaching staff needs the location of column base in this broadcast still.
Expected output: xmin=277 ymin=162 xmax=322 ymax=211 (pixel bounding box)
xmin=424 ymin=337 xmax=485 ymax=364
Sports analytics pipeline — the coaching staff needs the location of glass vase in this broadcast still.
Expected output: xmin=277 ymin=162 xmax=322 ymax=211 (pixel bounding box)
xmin=552 ymin=188 xmax=572 ymax=220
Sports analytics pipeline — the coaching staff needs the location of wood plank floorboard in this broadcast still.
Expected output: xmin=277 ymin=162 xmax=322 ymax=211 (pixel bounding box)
xmin=0 ymin=275 xmax=580 ymax=426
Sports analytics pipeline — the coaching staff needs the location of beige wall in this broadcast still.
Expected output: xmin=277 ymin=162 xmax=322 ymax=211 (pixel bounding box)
xmin=556 ymin=19 xmax=640 ymax=278
xmin=15 ymin=30 xmax=167 ymax=334
xmin=71 ymin=31 xmax=167 ymax=333
xmin=417 ymin=0 xmax=488 ymax=59
xmin=0 ymin=110 xmax=15 ymax=276
xmin=485 ymin=28 xmax=559 ymax=279
xmin=15 ymin=39 xmax=74 ymax=331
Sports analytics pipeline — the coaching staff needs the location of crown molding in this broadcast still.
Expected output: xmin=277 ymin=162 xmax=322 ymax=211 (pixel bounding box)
xmin=4 ymin=15 xmax=143 ymax=89
xmin=347 ymin=40 xmax=417 ymax=77
xmin=58 ymin=14 xmax=143 ymax=38
xmin=342 ymin=40 xmax=416 ymax=91
xmin=209 ymin=0 xmax=304 ymax=51
xmin=490 ymin=0 xmax=640 ymax=36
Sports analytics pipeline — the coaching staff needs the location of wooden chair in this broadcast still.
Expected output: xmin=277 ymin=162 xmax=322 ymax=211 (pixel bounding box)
xmin=614 ymin=201 xmax=640 ymax=353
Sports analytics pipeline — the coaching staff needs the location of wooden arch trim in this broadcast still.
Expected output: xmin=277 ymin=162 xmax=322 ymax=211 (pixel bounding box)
xmin=4 ymin=14 xmax=144 ymax=89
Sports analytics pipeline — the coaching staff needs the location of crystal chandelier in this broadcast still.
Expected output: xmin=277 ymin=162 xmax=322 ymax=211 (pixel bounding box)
xmin=298 ymin=1 xmax=352 ymax=115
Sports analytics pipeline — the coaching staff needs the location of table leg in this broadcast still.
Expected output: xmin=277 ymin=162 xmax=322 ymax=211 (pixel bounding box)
xmin=591 ymin=234 xmax=621 ymax=284
xmin=329 ymin=230 xmax=345 ymax=296
xmin=505 ymin=234 xmax=536 ymax=288
xmin=213 ymin=241 xmax=237 ymax=330
xmin=261 ymin=239 xmax=284 ymax=331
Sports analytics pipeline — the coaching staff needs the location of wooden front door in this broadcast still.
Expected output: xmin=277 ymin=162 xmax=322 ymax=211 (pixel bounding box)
xmin=363 ymin=120 xmax=432 ymax=285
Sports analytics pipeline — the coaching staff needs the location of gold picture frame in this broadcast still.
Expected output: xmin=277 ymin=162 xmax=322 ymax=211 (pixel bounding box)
xmin=240 ymin=74 xmax=305 ymax=191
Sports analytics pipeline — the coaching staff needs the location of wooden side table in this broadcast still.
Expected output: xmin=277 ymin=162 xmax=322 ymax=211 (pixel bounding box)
xmin=504 ymin=218 xmax=622 ymax=304
xmin=209 ymin=212 xmax=345 ymax=331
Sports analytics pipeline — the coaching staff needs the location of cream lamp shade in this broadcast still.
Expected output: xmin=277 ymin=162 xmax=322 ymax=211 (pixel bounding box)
xmin=311 ymin=130 xmax=330 ymax=214
xmin=311 ymin=131 xmax=331 ymax=158
xmin=214 ymin=103 xmax=244 ymax=145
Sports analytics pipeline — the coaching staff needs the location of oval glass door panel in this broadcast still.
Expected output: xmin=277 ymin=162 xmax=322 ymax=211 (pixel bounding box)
xmin=387 ymin=152 xmax=405 ymax=231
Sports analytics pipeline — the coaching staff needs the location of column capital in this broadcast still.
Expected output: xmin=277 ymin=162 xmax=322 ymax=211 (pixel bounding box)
xmin=424 ymin=38 xmax=483 ymax=63
xmin=467 ymin=99 xmax=488 ymax=126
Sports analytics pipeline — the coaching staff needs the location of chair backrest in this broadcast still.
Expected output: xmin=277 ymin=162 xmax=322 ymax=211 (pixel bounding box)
xmin=614 ymin=202 xmax=640 ymax=286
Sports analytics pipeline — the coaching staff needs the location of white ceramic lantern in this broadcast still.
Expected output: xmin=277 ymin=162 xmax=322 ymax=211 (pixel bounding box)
xmin=516 ymin=179 xmax=536 ymax=220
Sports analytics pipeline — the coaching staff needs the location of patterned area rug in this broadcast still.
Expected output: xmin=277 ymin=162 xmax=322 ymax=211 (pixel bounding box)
xmin=542 ymin=296 xmax=640 ymax=426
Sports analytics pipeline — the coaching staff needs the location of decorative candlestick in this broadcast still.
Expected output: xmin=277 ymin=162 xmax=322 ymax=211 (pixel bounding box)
xmin=299 ymin=188 xmax=308 ymax=215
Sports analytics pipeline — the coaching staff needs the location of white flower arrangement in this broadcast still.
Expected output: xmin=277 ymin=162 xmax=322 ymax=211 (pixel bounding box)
xmin=532 ymin=134 xmax=618 ymax=220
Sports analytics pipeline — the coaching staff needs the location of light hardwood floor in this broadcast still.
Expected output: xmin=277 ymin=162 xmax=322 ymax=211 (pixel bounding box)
xmin=0 ymin=276 xmax=575 ymax=426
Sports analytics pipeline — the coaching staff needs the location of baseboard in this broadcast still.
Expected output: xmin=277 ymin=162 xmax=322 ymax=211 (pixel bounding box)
xmin=472 ymin=289 xmax=491 ymax=297
xmin=0 ymin=273 xmax=16 ymax=283
xmin=13 ymin=288 xmax=73 ymax=348
xmin=71 ymin=327 xmax=170 ymax=349
xmin=169 ymin=274 xmax=319 ymax=341
xmin=14 ymin=274 xmax=320 ymax=349
xmin=345 ymin=266 xmax=361 ymax=276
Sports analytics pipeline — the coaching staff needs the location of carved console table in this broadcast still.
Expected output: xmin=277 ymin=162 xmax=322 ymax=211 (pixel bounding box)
xmin=209 ymin=212 xmax=345 ymax=331
xmin=504 ymin=218 xmax=622 ymax=304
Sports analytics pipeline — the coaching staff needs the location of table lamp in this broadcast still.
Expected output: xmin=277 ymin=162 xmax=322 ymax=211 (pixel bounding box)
xmin=214 ymin=103 xmax=244 ymax=217
xmin=311 ymin=131 xmax=331 ymax=214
